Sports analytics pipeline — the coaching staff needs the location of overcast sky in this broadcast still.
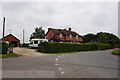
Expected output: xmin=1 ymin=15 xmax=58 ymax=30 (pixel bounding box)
xmin=1 ymin=2 xmax=118 ymax=43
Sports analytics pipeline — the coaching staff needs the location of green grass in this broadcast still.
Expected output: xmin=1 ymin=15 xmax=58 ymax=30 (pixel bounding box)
xmin=46 ymin=51 xmax=79 ymax=55
xmin=112 ymin=50 xmax=120 ymax=55
xmin=0 ymin=53 xmax=22 ymax=58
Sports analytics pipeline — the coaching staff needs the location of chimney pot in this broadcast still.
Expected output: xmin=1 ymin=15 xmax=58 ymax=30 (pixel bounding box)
xmin=48 ymin=28 xmax=51 ymax=31
xmin=68 ymin=28 xmax=71 ymax=31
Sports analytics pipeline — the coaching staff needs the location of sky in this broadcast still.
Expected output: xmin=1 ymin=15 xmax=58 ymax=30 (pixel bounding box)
xmin=1 ymin=1 xmax=118 ymax=43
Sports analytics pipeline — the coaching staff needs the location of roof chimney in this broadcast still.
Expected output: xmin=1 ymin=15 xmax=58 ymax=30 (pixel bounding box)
xmin=68 ymin=28 xmax=71 ymax=31
xmin=48 ymin=28 xmax=51 ymax=31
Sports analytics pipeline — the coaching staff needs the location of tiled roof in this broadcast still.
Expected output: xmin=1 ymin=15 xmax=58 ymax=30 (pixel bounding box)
xmin=48 ymin=28 xmax=82 ymax=37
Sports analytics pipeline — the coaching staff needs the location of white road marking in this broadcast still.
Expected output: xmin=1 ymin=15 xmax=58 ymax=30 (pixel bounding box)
xmin=61 ymin=71 xmax=64 ymax=74
xmin=56 ymin=58 xmax=58 ymax=61
xmin=55 ymin=64 xmax=58 ymax=66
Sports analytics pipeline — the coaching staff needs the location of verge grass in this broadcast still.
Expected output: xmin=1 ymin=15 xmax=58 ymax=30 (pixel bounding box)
xmin=112 ymin=50 xmax=120 ymax=55
xmin=0 ymin=53 xmax=22 ymax=58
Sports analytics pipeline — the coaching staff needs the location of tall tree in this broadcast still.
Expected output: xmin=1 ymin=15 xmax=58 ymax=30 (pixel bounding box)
xmin=83 ymin=32 xmax=120 ymax=46
xmin=97 ymin=32 xmax=120 ymax=45
xmin=30 ymin=27 xmax=45 ymax=40
xmin=83 ymin=33 xmax=97 ymax=43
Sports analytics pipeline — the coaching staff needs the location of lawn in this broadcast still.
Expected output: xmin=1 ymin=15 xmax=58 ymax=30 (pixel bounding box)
xmin=0 ymin=53 xmax=21 ymax=58
xmin=112 ymin=50 xmax=120 ymax=55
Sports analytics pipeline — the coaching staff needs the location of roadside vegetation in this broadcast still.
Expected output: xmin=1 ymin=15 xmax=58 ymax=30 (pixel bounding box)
xmin=83 ymin=32 xmax=120 ymax=48
xmin=20 ymin=43 xmax=29 ymax=48
xmin=38 ymin=42 xmax=112 ymax=53
xmin=0 ymin=41 xmax=21 ymax=58
xmin=112 ymin=50 xmax=120 ymax=56
xmin=0 ymin=53 xmax=21 ymax=58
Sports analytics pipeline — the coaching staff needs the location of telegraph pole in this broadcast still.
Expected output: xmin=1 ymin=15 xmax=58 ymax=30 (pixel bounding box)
xmin=23 ymin=29 xmax=25 ymax=44
xmin=3 ymin=17 xmax=5 ymax=40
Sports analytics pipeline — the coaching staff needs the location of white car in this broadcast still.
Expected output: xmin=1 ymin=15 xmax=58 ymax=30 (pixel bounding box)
xmin=29 ymin=38 xmax=48 ymax=48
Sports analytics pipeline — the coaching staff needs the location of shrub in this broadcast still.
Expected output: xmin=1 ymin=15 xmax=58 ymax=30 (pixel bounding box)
xmin=38 ymin=42 xmax=112 ymax=53
xmin=0 ymin=41 xmax=9 ymax=54
xmin=21 ymin=43 xmax=29 ymax=47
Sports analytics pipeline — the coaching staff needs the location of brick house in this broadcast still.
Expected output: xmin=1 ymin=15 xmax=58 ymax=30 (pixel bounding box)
xmin=45 ymin=28 xmax=82 ymax=43
xmin=0 ymin=34 xmax=20 ymax=47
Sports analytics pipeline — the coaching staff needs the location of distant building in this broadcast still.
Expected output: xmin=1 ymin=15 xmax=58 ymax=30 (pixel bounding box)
xmin=45 ymin=28 xmax=82 ymax=43
xmin=0 ymin=34 xmax=20 ymax=47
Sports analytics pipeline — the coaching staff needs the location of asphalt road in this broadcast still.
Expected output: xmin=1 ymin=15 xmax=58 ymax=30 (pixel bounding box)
xmin=2 ymin=49 xmax=118 ymax=78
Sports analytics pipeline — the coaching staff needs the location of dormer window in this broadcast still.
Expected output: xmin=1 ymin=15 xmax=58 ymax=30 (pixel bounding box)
xmin=70 ymin=34 xmax=72 ymax=38
xmin=76 ymin=35 xmax=78 ymax=39
xmin=60 ymin=33 xmax=62 ymax=38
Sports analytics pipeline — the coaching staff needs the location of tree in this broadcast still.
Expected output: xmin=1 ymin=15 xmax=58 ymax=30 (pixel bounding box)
xmin=83 ymin=32 xmax=120 ymax=47
xmin=83 ymin=33 xmax=97 ymax=43
xmin=30 ymin=27 xmax=45 ymax=40
xmin=97 ymin=32 xmax=120 ymax=46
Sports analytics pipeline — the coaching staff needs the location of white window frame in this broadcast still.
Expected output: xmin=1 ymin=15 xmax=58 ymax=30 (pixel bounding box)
xmin=76 ymin=35 xmax=78 ymax=39
xmin=70 ymin=34 xmax=72 ymax=38
xmin=60 ymin=33 xmax=62 ymax=38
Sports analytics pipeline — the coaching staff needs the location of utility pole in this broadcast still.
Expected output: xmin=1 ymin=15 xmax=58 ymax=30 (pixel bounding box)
xmin=3 ymin=17 xmax=5 ymax=40
xmin=23 ymin=29 xmax=25 ymax=44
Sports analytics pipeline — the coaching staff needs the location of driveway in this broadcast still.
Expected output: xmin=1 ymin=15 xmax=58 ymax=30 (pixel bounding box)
xmin=2 ymin=49 xmax=119 ymax=78
xmin=13 ymin=47 xmax=48 ymax=57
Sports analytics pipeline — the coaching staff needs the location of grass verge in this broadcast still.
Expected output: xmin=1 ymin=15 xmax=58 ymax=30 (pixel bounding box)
xmin=112 ymin=50 xmax=120 ymax=56
xmin=0 ymin=53 xmax=22 ymax=58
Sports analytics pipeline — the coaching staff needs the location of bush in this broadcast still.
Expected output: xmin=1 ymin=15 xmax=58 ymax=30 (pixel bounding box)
xmin=0 ymin=41 xmax=9 ymax=54
xmin=21 ymin=43 xmax=29 ymax=47
xmin=38 ymin=42 xmax=112 ymax=53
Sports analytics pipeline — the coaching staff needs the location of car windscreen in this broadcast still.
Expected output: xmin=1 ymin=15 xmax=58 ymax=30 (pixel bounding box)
xmin=30 ymin=41 xmax=33 ymax=44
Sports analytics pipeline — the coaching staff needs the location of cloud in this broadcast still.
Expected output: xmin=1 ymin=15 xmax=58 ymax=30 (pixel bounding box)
xmin=1 ymin=2 xmax=118 ymax=43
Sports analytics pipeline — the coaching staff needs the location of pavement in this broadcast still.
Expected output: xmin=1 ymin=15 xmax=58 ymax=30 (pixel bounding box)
xmin=2 ymin=48 xmax=119 ymax=78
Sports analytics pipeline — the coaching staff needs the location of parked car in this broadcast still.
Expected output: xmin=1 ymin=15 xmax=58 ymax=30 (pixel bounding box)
xmin=29 ymin=38 xmax=48 ymax=48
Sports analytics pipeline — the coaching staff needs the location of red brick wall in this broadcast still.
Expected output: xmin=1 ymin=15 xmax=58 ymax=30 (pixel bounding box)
xmin=57 ymin=33 xmax=66 ymax=41
xmin=65 ymin=35 xmax=82 ymax=43
xmin=46 ymin=30 xmax=55 ymax=40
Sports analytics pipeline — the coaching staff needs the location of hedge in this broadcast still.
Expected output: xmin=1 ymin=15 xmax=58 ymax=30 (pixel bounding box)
xmin=21 ymin=43 xmax=29 ymax=47
xmin=0 ymin=41 xmax=9 ymax=54
xmin=38 ymin=42 xmax=112 ymax=53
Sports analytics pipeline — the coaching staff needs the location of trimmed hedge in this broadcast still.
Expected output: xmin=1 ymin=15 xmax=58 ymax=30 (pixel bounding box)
xmin=38 ymin=42 xmax=112 ymax=53
xmin=0 ymin=41 xmax=9 ymax=54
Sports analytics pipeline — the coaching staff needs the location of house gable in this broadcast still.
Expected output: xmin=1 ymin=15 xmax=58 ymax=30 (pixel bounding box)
xmin=1 ymin=34 xmax=20 ymax=42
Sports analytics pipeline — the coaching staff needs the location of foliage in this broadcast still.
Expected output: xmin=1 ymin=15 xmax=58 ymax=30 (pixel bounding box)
xmin=83 ymin=33 xmax=97 ymax=43
xmin=112 ymin=50 xmax=120 ymax=55
xmin=30 ymin=27 xmax=45 ymax=40
xmin=0 ymin=53 xmax=21 ymax=58
xmin=83 ymin=32 xmax=120 ymax=47
xmin=38 ymin=42 xmax=112 ymax=53
xmin=0 ymin=41 xmax=9 ymax=54
xmin=21 ymin=43 xmax=29 ymax=47
xmin=97 ymin=32 xmax=120 ymax=45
